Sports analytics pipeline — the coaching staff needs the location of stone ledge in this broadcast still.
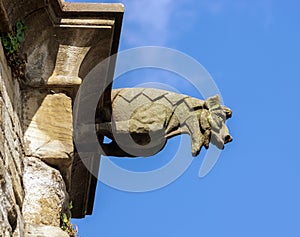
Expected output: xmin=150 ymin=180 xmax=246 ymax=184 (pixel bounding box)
xmin=0 ymin=0 xmax=124 ymax=32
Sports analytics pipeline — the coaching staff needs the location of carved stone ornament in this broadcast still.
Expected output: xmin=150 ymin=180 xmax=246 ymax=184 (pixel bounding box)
xmin=98 ymin=88 xmax=232 ymax=157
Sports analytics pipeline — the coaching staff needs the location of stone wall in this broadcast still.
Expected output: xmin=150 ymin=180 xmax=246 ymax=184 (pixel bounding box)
xmin=0 ymin=38 xmax=69 ymax=236
xmin=0 ymin=39 xmax=25 ymax=237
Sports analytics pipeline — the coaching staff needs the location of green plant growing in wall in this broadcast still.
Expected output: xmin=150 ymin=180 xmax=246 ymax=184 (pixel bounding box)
xmin=0 ymin=19 xmax=27 ymax=81
xmin=61 ymin=202 xmax=79 ymax=237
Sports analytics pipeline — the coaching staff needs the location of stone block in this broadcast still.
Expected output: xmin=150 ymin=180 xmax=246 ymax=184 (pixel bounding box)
xmin=5 ymin=142 xmax=24 ymax=206
xmin=25 ymin=224 xmax=69 ymax=237
xmin=22 ymin=157 xmax=68 ymax=227
xmin=0 ymin=157 xmax=21 ymax=237
xmin=23 ymin=91 xmax=73 ymax=166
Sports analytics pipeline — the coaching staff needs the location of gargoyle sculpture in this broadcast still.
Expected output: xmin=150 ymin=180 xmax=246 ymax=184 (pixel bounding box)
xmin=97 ymin=88 xmax=232 ymax=157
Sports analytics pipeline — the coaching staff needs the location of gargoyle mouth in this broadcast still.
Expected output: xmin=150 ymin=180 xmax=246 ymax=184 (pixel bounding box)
xmin=211 ymin=130 xmax=233 ymax=150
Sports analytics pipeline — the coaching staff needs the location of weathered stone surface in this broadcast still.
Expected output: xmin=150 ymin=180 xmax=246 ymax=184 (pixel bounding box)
xmin=0 ymin=156 xmax=23 ymax=237
xmin=0 ymin=157 xmax=13 ymax=237
xmin=15 ymin=1 xmax=123 ymax=87
xmin=25 ymin=224 xmax=69 ymax=237
xmin=4 ymin=141 xmax=24 ymax=207
xmin=47 ymin=44 xmax=90 ymax=86
xmin=12 ymin=205 xmax=24 ymax=237
xmin=23 ymin=91 xmax=73 ymax=163
xmin=98 ymin=88 xmax=233 ymax=157
xmin=22 ymin=157 xmax=68 ymax=227
xmin=23 ymin=90 xmax=74 ymax=191
xmin=0 ymin=38 xmax=25 ymax=237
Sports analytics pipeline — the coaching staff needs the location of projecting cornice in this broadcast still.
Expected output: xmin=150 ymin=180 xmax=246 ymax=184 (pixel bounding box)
xmin=0 ymin=0 xmax=123 ymax=87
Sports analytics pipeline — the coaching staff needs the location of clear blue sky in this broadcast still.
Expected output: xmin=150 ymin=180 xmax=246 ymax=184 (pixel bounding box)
xmin=68 ymin=0 xmax=300 ymax=236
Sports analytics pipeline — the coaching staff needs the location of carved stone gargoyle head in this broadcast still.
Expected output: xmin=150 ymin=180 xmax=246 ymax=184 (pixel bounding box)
xmin=204 ymin=95 xmax=233 ymax=151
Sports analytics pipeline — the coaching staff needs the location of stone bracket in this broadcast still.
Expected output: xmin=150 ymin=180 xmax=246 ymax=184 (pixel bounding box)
xmin=0 ymin=0 xmax=123 ymax=219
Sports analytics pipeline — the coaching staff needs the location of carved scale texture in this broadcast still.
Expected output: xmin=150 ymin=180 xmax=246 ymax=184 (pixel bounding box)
xmin=111 ymin=88 xmax=205 ymax=122
xmin=107 ymin=88 xmax=209 ymax=156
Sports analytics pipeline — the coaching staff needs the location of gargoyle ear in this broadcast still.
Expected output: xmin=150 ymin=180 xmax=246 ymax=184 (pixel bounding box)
xmin=205 ymin=95 xmax=221 ymax=110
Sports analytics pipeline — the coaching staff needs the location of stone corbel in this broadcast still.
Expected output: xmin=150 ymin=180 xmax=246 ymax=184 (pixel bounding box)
xmin=22 ymin=4 xmax=123 ymax=87
xmin=22 ymin=0 xmax=122 ymax=172
xmin=16 ymin=0 xmax=124 ymax=219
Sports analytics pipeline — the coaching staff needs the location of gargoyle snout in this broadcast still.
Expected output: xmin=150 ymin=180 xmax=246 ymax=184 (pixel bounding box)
xmin=224 ymin=134 xmax=233 ymax=144
xmin=210 ymin=124 xmax=232 ymax=150
xmin=221 ymin=124 xmax=232 ymax=145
